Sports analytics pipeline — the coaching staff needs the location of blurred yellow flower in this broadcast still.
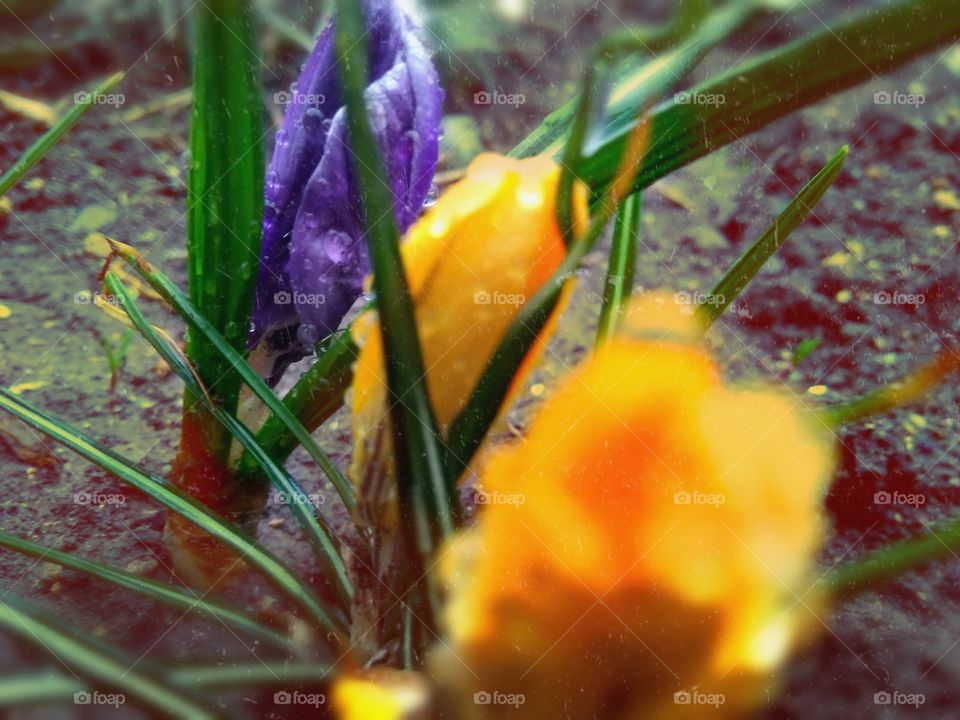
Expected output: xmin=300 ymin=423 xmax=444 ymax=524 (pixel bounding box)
xmin=333 ymin=668 xmax=431 ymax=720
xmin=433 ymin=293 xmax=835 ymax=719
xmin=349 ymin=153 xmax=588 ymax=527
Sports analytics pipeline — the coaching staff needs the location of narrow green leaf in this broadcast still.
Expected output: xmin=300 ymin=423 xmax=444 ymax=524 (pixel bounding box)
xmin=0 ymin=673 xmax=79 ymax=705
xmin=335 ymin=0 xmax=458 ymax=579
xmin=0 ymin=663 xmax=333 ymax=707
xmin=0 ymin=530 xmax=293 ymax=653
xmin=186 ymin=0 xmax=264 ymax=437
xmin=696 ymin=146 xmax=848 ymax=328
xmin=168 ymin=661 xmax=331 ymax=687
xmin=0 ymin=72 xmax=124 ymax=198
xmin=0 ymin=594 xmax=216 ymax=720
xmin=108 ymin=240 xmax=354 ymax=511
xmin=0 ymin=388 xmax=346 ymax=639
xmin=579 ymin=0 xmax=960 ymax=197
xmin=510 ymin=1 xmax=757 ymax=160
xmin=255 ymin=0 xmax=314 ymax=50
xmin=822 ymin=350 xmax=960 ymax=426
xmin=595 ymin=192 xmax=641 ymax=346
xmin=826 ymin=514 xmax=960 ymax=599
xmin=103 ymin=273 xmax=352 ymax=609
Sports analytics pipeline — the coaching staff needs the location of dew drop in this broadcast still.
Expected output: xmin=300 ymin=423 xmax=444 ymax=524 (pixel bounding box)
xmin=423 ymin=183 xmax=439 ymax=208
xmin=266 ymin=170 xmax=279 ymax=194
xmin=297 ymin=323 xmax=321 ymax=346
xmin=322 ymin=231 xmax=353 ymax=263
xmin=304 ymin=107 xmax=324 ymax=129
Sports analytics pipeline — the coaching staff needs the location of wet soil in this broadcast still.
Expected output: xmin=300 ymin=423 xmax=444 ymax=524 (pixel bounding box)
xmin=0 ymin=1 xmax=959 ymax=718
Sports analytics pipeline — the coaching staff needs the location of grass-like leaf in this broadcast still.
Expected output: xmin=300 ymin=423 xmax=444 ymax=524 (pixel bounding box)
xmin=822 ymin=349 xmax=960 ymax=426
xmin=826 ymin=514 xmax=960 ymax=599
xmin=578 ymin=0 xmax=960 ymax=197
xmin=0 ymin=72 xmax=123 ymax=198
xmin=186 ymin=0 xmax=264 ymax=442
xmin=335 ymin=0 xmax=458 ymax=580
xmin=696 ymin=146 xmax=848 ymax=328
xmin=102 ymin=272 xmax=353 ymax=609
xmin=107 ymin=240 xmax=354 ymax=511
xmin=0 ymin=594 xmax=216 ymax=719
xmin=595 ymin=192 xmax=641 ymax=345
xmin=0 ymin=530 xmax=293 ymax=653
xmin=0 ymin=662 xmax=333 ymax=707
xmin=0 ymin=388 xmax=346 ymax=639
xmin=510 ymin=2 xmax=757 ymax=160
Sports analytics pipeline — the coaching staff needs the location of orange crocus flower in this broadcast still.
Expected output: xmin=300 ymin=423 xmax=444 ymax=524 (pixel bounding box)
xmin=432 ymin=294 xmax=835 ymax=719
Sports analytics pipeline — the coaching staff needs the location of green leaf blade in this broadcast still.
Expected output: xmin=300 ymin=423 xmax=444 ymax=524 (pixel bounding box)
xmin=0 ymin=72 xmax=124 ymax=198
xmin=696 ymin=145 xmax=848 ymax=328
xmin=0 ymin=530 xmax=293 ymax=653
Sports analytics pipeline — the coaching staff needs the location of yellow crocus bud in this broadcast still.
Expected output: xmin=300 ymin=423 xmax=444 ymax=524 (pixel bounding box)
xmin=433 ymin=292 xmax=835 ymax=719
xmin=349 ymin=153 xmax=588 ymax=529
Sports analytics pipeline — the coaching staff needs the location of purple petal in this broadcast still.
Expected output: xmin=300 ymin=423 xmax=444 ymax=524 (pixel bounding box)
xmin=251 ymin=0 xmax=442 ymax=377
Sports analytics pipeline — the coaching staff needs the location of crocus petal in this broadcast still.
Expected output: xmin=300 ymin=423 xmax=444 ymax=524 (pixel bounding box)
xmin=432 ymin=293 xmax=835 ymax=719
xmin=348 ymin=154 xmax=589 ymax=530
xmin=252 ymin=0 xmax=442 ymax=378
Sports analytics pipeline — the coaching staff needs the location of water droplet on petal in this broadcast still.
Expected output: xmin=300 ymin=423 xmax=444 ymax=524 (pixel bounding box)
xmin=304 ymin=107 xmax=324 ymax=130
xmin=423 ymin=183 xmax=439 ymax=208
xmin=266 ymin=170 xmax=279 ymax=194
xmin=322 ymin=231 xmax=353 ymax=263
xmin=298 ymin=323 xmax=321 ymax=346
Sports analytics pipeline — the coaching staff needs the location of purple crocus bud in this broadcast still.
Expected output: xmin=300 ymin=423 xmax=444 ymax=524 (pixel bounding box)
xmin=252 ymin=0 xmax=442 ymax=380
